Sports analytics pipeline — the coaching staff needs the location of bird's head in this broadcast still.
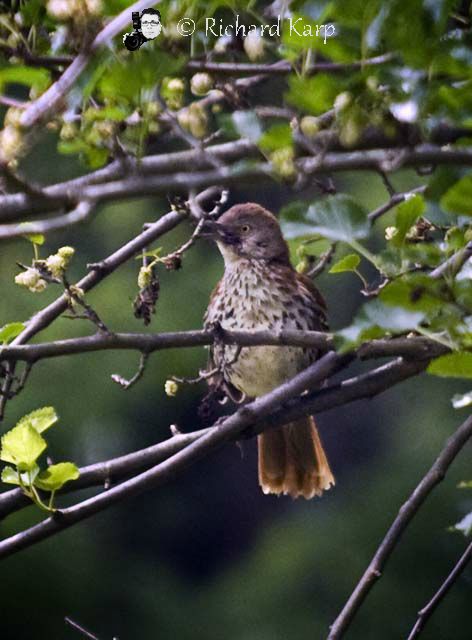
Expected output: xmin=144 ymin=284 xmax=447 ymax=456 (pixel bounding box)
xmin=200 ymin=203 xmax=290 ymax=264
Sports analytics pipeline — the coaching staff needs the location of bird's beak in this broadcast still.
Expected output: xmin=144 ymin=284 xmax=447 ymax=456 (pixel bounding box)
xmin=199 ymin=220 xmax=238 ymax=245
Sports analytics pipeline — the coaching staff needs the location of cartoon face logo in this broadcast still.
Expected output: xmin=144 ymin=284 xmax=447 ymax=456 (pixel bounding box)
xmin=141 ymin=8 xmax=162 ymax=39
xmin=123 ymin=8 xmax=162 ymax=51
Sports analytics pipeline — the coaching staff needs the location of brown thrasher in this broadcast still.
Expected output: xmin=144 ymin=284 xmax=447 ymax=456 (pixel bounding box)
xmin=202 ymin=202 xmax=335 ymax=499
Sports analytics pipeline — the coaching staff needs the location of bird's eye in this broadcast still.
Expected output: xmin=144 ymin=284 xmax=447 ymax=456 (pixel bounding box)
xmin=241 ymin=224 xmax=251 ymax=233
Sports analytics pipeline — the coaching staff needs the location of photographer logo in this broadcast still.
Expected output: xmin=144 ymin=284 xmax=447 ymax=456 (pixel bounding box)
xmin=123 ymin=8 xmax=162 ymax=51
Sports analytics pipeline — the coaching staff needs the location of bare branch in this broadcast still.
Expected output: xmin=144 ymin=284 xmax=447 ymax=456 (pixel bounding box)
xmin=0 ymin=427 xmax=211 ymax=520
xmin=0 ymin=201 xmax=95 ymax=240
xmin=111 ymin=352 xmax=149 ymax=389
xmin=1 ymin=143 xmax=470 ymax=225
xmin=0 ymin=140 xmax=255 ymax=223
xmin=406 ymin=539 xmax=472 ymax=640
xmin=0 ymin=330 xmax=449 ymax=364
xmin=430 ymin=241 xmax=472 ymax=279
xmin=64 ymin=617 xmax=101 ymax=640
xmin=0 ymin=44 xmax=71 ymax=70
xmin=186 ymin=54 xmax=395 ymax=76
xmin=327 ymin=414 xmax=472 ymax=640
xmin=0 ymin=328 xmax=330 ymax=362
xmin=0 ymin=355 xmax=431 ymax=558
xmin=368 ymin=185 xmax=427 ymax=222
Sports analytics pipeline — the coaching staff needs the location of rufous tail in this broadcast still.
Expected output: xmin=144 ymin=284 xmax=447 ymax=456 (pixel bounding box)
xmin=258 ymin=416 xmax=335 ymax=499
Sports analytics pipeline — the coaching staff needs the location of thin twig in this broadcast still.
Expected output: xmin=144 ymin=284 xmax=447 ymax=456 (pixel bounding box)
xmin=430 ymin=242 xmax=472 ymax=279
xmin=307 ymin=244 xmax=337 ymax=278
xmin=111 ymin=352 xmax=149 ymax=389
xmin=186 ymin=54 xmax=395 ymax=76
xmin=0 ymin=201 xmax=95 ymax=240
xmin=327 ymin=414 xmax=472 ymax=640
xmin=64 ymin=616 xmax=101 ymax=640
xmin=406 ymin=539 xmax=472 ymax=640
xmin=368 ymin=185 xmax=427 ymax=222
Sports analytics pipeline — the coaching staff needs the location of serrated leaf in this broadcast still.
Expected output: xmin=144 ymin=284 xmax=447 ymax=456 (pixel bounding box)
xmin=281 ymin=195 xmax=369 ymax=243
xmin=1 ymin=465 xmax=21 ymax=486
xmin=441 ymin=175 xmax=472 ymax=216
xmin=0 ymin=424 xmax=47 ymax=470
xmin=392 ymin=194 xmax=426 ymax=246
xmin=0 ymin=322 xmax=25 ymax=344
xmin=329 ymin=254 xmax=360 ymax=273
xmin=305 ymin=195 xmax=369 ymax=242
xmin=16 ymin=406 xmax=58 ymax=434
xmin=452 ymin=391 xmax=472 ymax=409
xmin=232 ymin=111 xmax=262 ymax=143
xmin=34 ymin=462 xmax=80 ymax=491
xmin=428 ymin=352 xmax=472 ymax=378
xmin=1 ymin=464 xmax=39 ymax=486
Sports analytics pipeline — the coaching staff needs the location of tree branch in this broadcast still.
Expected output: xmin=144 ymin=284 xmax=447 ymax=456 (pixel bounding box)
xmin=0 ymin=427 xmax=211 ymax=520
xmin=327 ymin=414 xmax=472 ymax=640
xmin=0 ymin=330 xmax=448 ymax=364
xmin=0 ymin=200 xmax=95 ymax=240
xmin=7 ymin=189 xmax=222 ymax=347
xmin=0 ymin=355 xmax=430 ymax=558
xmin=186 ymin=54 xmax=395 ymax=76
xmin=406 ymin=539 xmax=472 ymax=640
xmin=1 ymin=143 xmax=471 ymax=225
xmin=368 ymin=185 xmax=427 ymax=222
xmin=0 ymin=140 xmax=254 ymax=223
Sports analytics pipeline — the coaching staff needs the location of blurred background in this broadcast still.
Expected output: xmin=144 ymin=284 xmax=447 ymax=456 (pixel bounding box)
xmin=0 ymin=130 xmax=470 ymax=640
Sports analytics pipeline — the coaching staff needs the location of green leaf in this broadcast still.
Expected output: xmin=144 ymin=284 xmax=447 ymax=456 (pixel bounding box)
xmin=16 ymin=406 xmax=58 ymax=434
xmin=452 ymin=391 xmax=472 ymax=409
xmin=441 ymin=175 xmax=472 ymax=216
xmin=280 ymin=195 xmax=369 ymax=242
xmin=453 ymin=511 xmax=472 ymax=537
xmin=258 ymin=123 xmax=292 ymax=153
xmin=0 ymin=65 xmax=50 ymax=92
xmin=0 ymin=424 xmax=47 ymax=471
xmin=99 ymin=50 xmax=185 ymax=102
xmin=34 ymin=462 xmax=80 ymax=491
xmin=232 ymin=111 xmax=262 ymax=143
xmin=329 ymin=254 xmax=360 ymax=274
xmin=335 ymin=300 xmax=425 ymax=352
xmin=1 ymin=465 xmax=21 ymax=486
xmin=0 ymin=322 xmax=25 ymax=344
xmin=458 ymin=480 xmax=472 ymax=489
xmin=380 ymin=275 xmax=446 ymax=314
xmin=362 ymin=300 xmax=425 ymax=331
xmin=24 ymin=233 xmax=45 ymax=246
xmin=1 ymin=464 xmax=39 ymax=486
xmin=428 ymin=352 xmax=472 ymax=378
xmin=392 ymin=194 xmax=426 ymax=246
xmin=306 ymin=195 xmax=369 ymax=242
xmin=285 ymin=74 xmax=339 ymax=115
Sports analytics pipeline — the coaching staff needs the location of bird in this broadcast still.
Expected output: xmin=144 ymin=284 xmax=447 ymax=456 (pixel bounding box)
xmin=202 ymin=202 xmax=335 ymax=499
